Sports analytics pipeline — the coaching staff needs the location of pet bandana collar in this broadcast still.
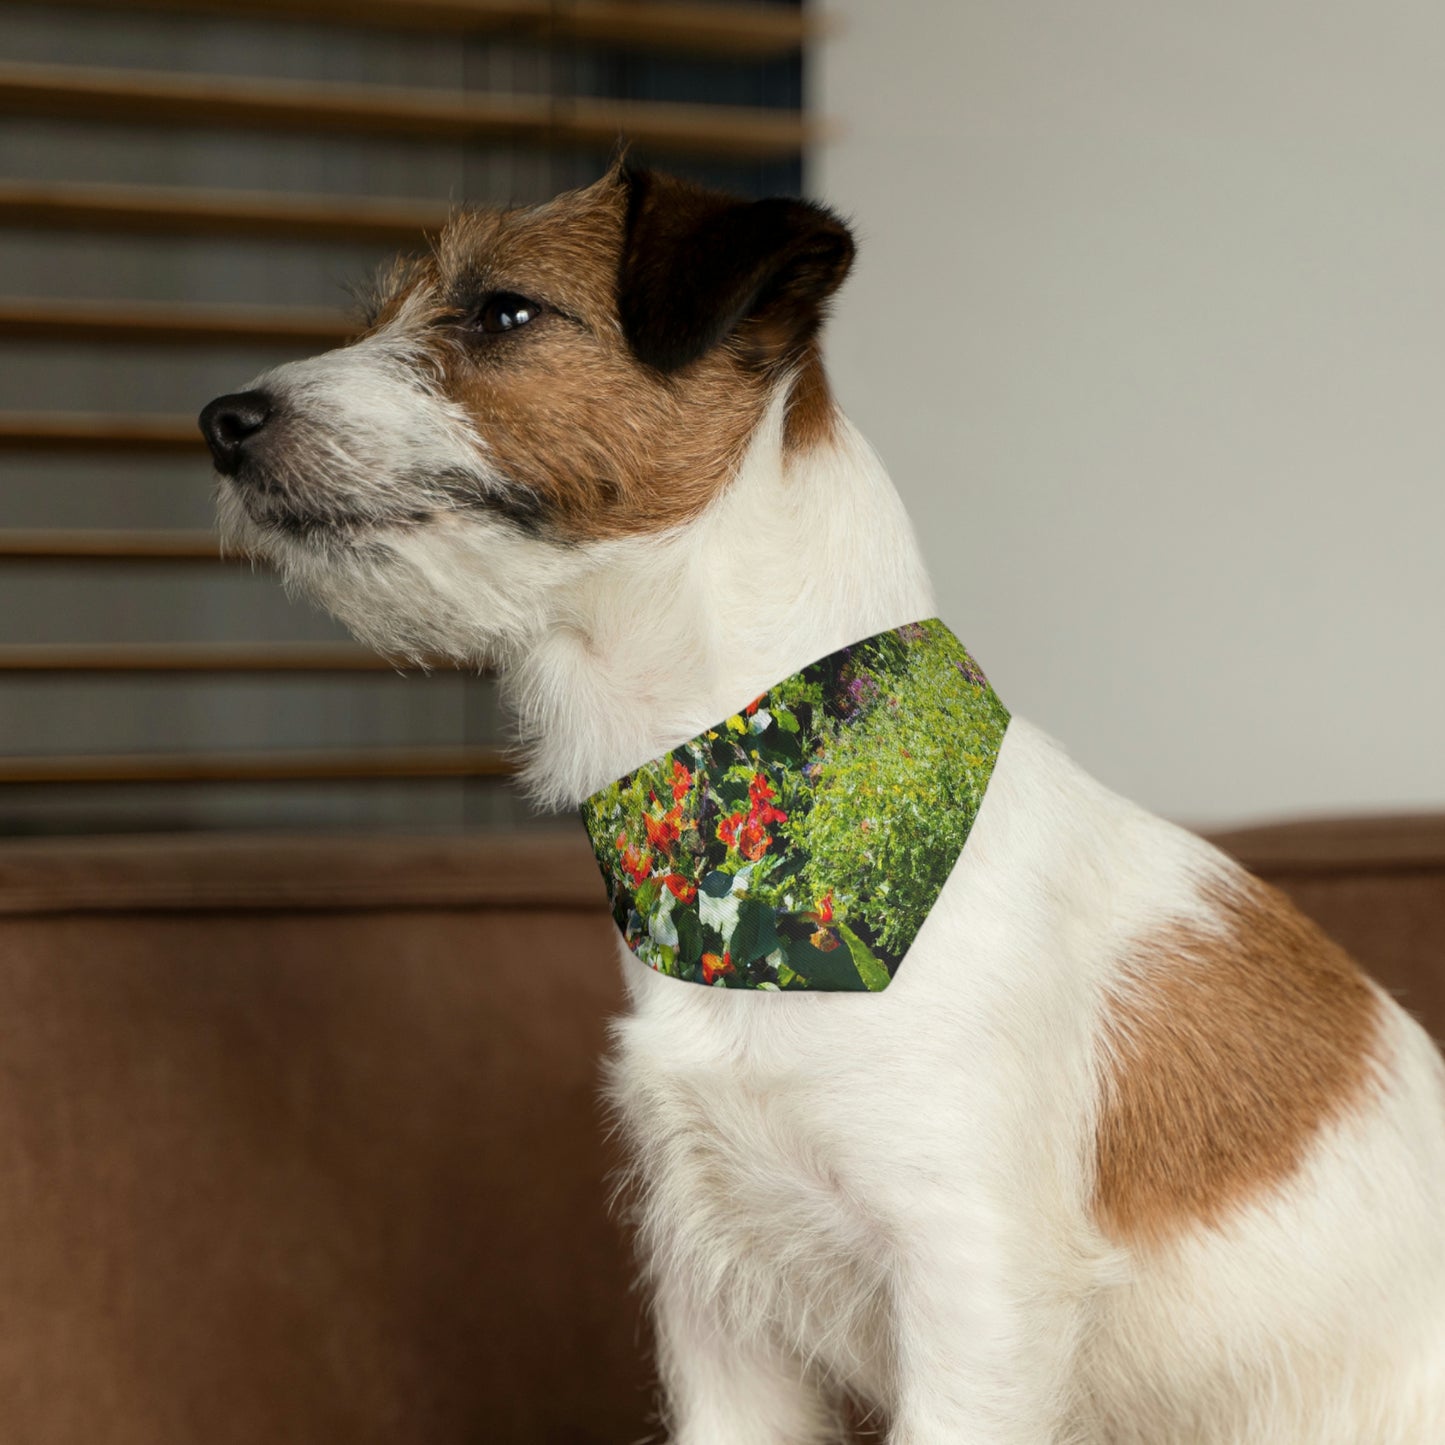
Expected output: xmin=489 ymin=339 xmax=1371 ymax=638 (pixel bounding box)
xmin=580 ymin=620 xmax=1010 ymax=992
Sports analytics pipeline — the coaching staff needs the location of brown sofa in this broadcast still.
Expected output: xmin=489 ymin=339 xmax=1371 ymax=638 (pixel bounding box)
xmin=0 ymin=819 xmax=1439 ymax=1443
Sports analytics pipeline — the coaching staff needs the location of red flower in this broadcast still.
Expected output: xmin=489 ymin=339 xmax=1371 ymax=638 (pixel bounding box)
xmin=620 ymin=845 xmax=652 ymax=888
xmin=701 ymin=950 xmax=734 ymax=984
xmin=739 ymin=819 xmax=771 ymax=861
xmin=670 ymin=760 xmax=693 ymax=803
xmin=643 ymin=804 xmax=682 ymax=852
xmin=615 ymin=832 xmax=628 ymax=852
xmin=744 ymin=694 xmax=765 ymax=716
xmin=745 ymin=771 xmax=788 ymax=828
xmin=662 ymin=873 xmax=697 ymax=904
xmin=717 ymin=811 xmax=744 ymax=848
xmin=805 ymin=890 xmax=834 ymax=925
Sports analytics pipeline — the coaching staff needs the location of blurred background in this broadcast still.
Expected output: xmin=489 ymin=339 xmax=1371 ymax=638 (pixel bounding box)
xmin=819 ymin=2 xmax=1445 ymax=828
xmin=2 ymin=1 xmax=1440 ymax=840
xmin=0 ymin=0 xmax=803 ymax=837
xmin=0 ymin=3 xmax=1441 ymax=1442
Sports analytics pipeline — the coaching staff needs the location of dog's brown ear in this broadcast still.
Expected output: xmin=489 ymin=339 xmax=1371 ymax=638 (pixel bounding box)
xmin=618 ymin=167 xmax=855 ymax=375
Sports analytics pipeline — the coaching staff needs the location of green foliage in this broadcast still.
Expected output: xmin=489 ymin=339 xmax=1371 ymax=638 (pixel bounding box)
xmin=783 ymin=629 xmax=1009 ymax=953
xmin=580 ymin=621 xmax=1008 ymax=990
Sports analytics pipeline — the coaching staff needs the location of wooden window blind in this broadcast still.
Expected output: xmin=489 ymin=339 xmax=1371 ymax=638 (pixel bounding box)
xmin=0 ymin=0 xmax=816 ymax=835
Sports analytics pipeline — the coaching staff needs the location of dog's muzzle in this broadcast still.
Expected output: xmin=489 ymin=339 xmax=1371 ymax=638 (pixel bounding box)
xmin=199 ymin=390 xmax=274 ymax=476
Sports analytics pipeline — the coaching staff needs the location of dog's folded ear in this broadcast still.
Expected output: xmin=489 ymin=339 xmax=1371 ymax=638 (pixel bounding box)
xmin=618 ymin=166 xmax=855 ymax=376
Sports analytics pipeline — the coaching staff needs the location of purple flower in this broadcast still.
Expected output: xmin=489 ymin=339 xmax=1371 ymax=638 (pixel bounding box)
xmin=846 ymin=675 xmax=880 ymax=711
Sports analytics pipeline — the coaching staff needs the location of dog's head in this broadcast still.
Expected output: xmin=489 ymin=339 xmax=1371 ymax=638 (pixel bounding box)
xmin=199 ymin=166 xmax=854 ymax=662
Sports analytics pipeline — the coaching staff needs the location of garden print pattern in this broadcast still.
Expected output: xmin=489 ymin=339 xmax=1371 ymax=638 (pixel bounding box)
xmin=580 ymin=619 xmax=1010 ymax=991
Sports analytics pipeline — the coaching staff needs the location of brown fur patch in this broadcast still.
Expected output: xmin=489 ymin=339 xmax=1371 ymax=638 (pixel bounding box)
xmin=1094 ymin=872 xmax=1382 ymax=1247
xmin=618 ymin=167 xmax=853 ymax=379
xmin=364 ymin=171 xmax=845 ymax=541
xmin=783 ymin=341 xmax=840 ymax=453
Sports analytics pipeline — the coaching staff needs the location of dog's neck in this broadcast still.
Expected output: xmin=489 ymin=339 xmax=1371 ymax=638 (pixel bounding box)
xmin=504 ymin=392 xmax=937 ymax=811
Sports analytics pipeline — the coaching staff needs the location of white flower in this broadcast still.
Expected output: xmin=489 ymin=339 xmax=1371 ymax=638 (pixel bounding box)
xmin=648 ymin=890 xmax=679 ymax=947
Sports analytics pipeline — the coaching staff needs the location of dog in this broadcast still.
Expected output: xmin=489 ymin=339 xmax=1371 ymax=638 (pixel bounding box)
xmin=200 ymin=164 xmax=1445 ymax=1443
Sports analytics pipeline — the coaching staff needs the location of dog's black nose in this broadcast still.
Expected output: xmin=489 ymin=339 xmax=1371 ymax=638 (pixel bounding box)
xmin=199 ymin=390 xmax=273 ymax=475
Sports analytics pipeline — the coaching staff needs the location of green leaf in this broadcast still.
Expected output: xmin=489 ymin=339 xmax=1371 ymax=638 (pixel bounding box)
xmin=775 ymin=708 xmax=800 ymax=733
xmin=837 ymin=924 xmax=891 ymax=992
xmin=756 ymin=738 xmax=802 ymax=768
xmin=634 ymin=877 xmax=661 ymax=914
xmin=781 ymin=933 xmax=868 ymax=991
xmin=675 ymin=908 xmax=703 ymax=966
xmin=728 ymin=897 xmax=782 ymax=965
xmin=765 ymin=849 xmax=806 ymax=888
xmin=699 ymin=870 xmax=733 ymax=899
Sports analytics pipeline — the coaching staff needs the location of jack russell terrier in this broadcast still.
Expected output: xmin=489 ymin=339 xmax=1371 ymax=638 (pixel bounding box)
xmin=200 ymin=164 xmax=1445 ymax=1444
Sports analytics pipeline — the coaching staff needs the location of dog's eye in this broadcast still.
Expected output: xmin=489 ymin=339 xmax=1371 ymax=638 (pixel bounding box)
xmin=474 ymin=292 xmax=542 ymax=335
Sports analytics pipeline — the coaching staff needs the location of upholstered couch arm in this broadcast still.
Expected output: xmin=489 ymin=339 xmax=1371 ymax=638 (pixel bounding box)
xmin=0 ymin=818 xmax=1440 ymax=1443
xmin=0 ymin=830 xmax=651 ymax=1445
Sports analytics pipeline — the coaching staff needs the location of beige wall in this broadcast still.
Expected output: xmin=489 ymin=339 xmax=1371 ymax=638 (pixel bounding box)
xmin=813 ymin=1 xmax=1445 ymax=827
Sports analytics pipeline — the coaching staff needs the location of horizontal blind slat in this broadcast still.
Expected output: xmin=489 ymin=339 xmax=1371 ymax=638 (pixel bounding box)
xmin=0 ymin=181 xmax=449 ymax=244
xmin=0 ymin=297 xmax=353 ymax=347
xmin=0 ymin=412 xmax=201 ymax=451
xmin=0 ymin=530 xmax=228 ymax=561
xmin=0 ymin=61 xmax=818 ymax=161
xmin=18 ymin=0 xmax=815 ymax=58
xmin=0 ymin=746 xmax=513 ymax=784
xmin=0 ymin=644 xmax=449 ymax=672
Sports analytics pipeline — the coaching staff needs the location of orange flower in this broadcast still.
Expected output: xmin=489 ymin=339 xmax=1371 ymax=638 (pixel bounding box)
xmin=810 ymin=927 xmax=840 ymax=952
xmin=620 ymin=845 xmax=652 ymax=888
xmin=701 ymin=950 xmax=735 ymax=983
xmin=807 ymin=890 xmax=834 ymax=925
xmin=717 ymin=811 xmax=744 ymax=848
xmin=643 ymin=804 xmax=682 ymax=852
xmin=746 ymin=771 xmax=788 ymax=828
xmin=744 ymin=694 xmax=765 ymax=716
xmin=750 ymin=774 xmax=788 ymax=825
xmin=662 ymin=873 xmax=697 ymax=904
xmin=739 ymin=819 xmax=771 ymax=861
xmin=670 ymin=760 xmax=693 ymax=802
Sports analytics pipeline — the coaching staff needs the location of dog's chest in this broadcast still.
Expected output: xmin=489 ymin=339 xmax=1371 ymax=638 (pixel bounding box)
xmin=610 ymin=990 xmax=895 ymax=1387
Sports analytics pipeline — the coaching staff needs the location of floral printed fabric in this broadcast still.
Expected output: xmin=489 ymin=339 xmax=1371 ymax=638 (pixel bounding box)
xmin=580 ymin=620 xmax=1009 ymax=992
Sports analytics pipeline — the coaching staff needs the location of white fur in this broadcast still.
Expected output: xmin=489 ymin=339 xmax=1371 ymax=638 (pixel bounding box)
xmin=220 ymin=348 xmax=1445 ymax=1442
